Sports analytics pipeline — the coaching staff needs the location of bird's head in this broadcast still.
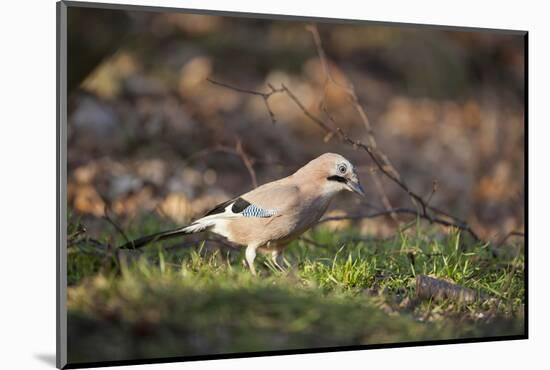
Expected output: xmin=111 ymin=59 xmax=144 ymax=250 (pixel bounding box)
xmin=299 ymin=153 xmax=365 ymax=197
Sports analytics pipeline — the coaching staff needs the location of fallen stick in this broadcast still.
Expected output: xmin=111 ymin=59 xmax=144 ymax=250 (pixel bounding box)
xmin=416 ymin=275 xmax=489 ymax=303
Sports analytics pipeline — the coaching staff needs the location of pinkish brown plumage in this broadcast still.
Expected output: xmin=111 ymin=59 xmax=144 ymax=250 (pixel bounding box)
xmin=121 ymin=153 xmax=365 ymax=274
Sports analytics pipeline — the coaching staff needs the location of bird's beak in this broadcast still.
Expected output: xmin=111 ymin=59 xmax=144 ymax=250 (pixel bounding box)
xmin=347 ymin=178 xmax=366 ymax=197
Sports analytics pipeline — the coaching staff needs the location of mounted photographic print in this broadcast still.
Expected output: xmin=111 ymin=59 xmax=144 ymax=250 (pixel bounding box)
xmin=57 ymin=1 xmax=527 ymax=368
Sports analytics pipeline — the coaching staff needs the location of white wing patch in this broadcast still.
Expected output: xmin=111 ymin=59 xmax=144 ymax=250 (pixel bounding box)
xmin=183 ymin=199 xmax=277 ymax=236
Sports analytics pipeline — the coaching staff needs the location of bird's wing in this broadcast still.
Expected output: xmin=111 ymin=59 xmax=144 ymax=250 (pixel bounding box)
xmin=240 ymin=179 xmax=300 ymax=214
xmin=203 ymin=197 xmax=277 ymax=219
xmin=200 ymin=179 xmax=299 ymax=220
xmin=184 ymin=179 xmax=299 ymax=236
xmin=181 ymin=195 xmax=279 ymax=234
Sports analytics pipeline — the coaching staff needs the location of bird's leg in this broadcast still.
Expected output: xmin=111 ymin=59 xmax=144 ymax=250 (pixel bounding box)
xmin=245 ymin=245 xmax=257 ymax=275
xmin=271 ymin=249 xmax=285 ymax=271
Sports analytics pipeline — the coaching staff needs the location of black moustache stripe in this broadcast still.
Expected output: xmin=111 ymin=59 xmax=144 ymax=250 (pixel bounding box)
xmin=327 ymin=175 xmax=347 ymax=183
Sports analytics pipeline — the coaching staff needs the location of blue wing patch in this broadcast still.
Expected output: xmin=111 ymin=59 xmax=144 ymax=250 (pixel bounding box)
xmin=241 ymin=204 xmax=277 ymax=218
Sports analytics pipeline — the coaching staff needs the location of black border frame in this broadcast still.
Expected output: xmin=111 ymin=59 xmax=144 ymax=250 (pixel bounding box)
xmin=56 ymin=1 xmax=528 ymax=368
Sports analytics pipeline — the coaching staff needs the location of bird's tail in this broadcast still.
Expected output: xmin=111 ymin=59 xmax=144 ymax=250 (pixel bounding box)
xmin=118 ymin=220 xmax=212 ymax=249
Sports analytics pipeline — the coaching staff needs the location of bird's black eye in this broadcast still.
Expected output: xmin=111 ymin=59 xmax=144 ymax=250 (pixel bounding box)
xmin=337 ymin=163 xmax=348 ymax=174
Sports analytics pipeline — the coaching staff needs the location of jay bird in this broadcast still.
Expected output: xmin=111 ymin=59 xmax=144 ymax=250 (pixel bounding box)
xmin=120 ymin=153 xmax=365 ymax=274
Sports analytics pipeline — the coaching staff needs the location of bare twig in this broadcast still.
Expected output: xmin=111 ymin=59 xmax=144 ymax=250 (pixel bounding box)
xmin=68 ymin=236 xmax=109 ymax=251
xmin=309 ymin=24 xmax=405 ymax=222
xmin=306 ymin=25 xmax=375 ymax=143
xmin=426 ymin=204 xmax=469 ymax=227
xmin=371 ymin=173 xmax=398 ymax=223
xmin=184 ymin=139 xmax=259 ymax=188
xmin=103 ymin=205 xmax=132 ymax=246
xmin=166 ymin=237 xmax=241 ymax=251
xmin=207 ymin=78 xmax=283 ymax=124
xmin=320 ymin=101 xmax=398 ymax=222
xmin=318 ymin=208 xmax=423 ymax=224
xmin=497 ymin=230 xmax=525 ymax=247
xmin=234 ymin=139 xmax=258 ymax=188
xmin=299 ymin=236 xmax=329 ymax=248
xmin=425 ymin=180 xmax=439 ymax=207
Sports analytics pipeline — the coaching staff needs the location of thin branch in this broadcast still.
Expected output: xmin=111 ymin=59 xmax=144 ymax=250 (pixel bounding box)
xmin=166 ymin=237 xmax=241 ymax=251
xmin=299 ymin=236 xmax=329 ymax=248
xmin=369 ymin=167 xmax=398 ymax=223
xmin=306 ymin=24 xmax=374 ymax=141
xmin=68 ymin=236 xmax=109 ymax=251
xmin=317 ymin=207 xmax=482 ymax=238
xmin=308 ymin=23 xmax=409 ymax=222
xmin=206 ymin=78 xmax=270 ymax=98
xmin=425 ymin=180 xmax=439 ymax=207
xmin=280 ymin=83 xmax=335 ymax=132
xmin=234 ymin=139 xmax=258 ymax=188
xmin=317 ymin=91 xmax=430 ymax=217
xmin=426 ymin=204 xmax=469 ymax=226
xmin=184 ymin=140 xmax=258 ymax=188
xmin=102 ymin=205 xmax=132 ymax=246
xmin=497 ymin=230 xmax=525 ymax=247
xmin=317 ymin=208 xmax=420 ymax=224
xmin=320 ymin=101 xmax=398 ymax=222
xmin=207 ymin=78 xmax=283 ymax=124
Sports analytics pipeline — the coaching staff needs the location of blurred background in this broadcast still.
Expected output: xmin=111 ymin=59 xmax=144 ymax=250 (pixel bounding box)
xmin=67 ymin=6 xmax=525 ymax=242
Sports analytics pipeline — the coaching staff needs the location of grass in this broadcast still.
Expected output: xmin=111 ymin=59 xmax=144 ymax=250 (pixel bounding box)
xmin=66 ymin=215 xmax=525 ymax=364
